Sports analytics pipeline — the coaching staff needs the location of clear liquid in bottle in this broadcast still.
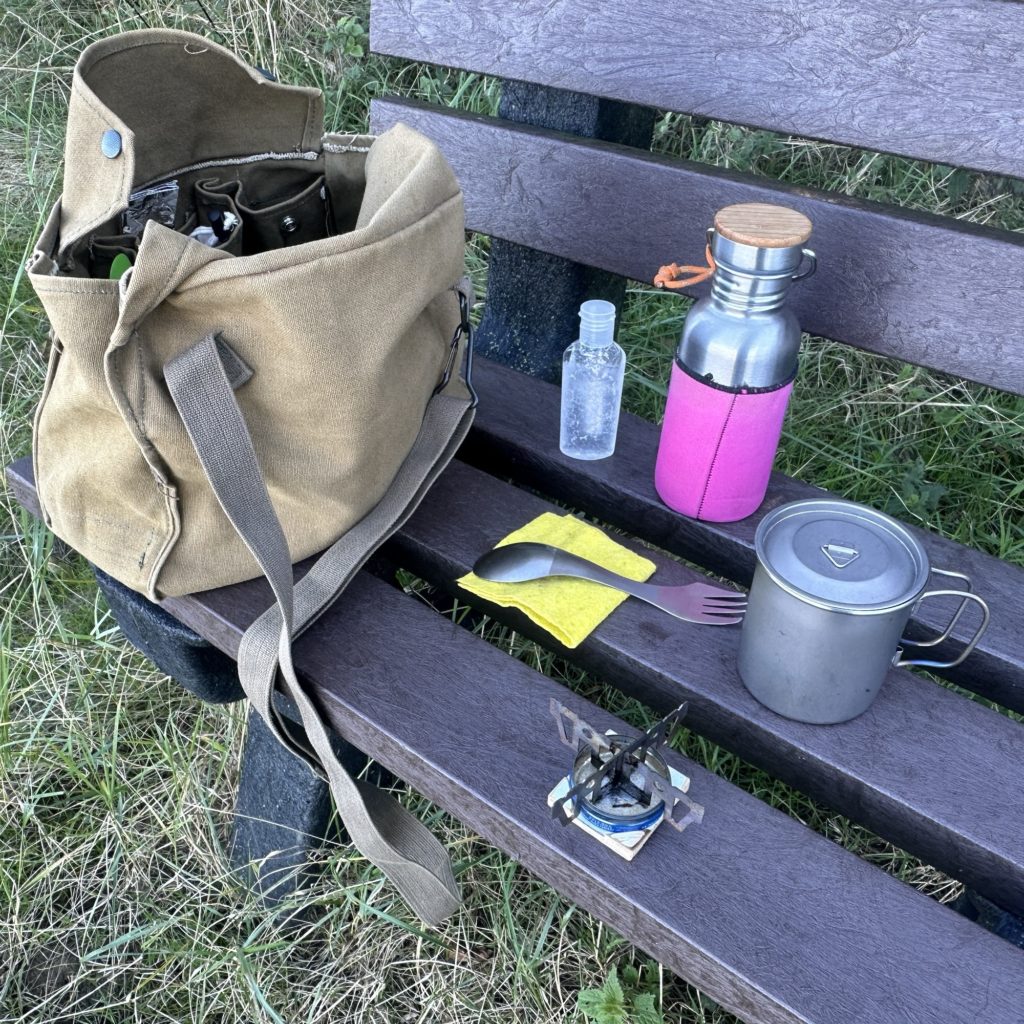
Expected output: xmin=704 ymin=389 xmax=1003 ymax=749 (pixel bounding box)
xmin=560 ymin=300 xmax=625 ymax=460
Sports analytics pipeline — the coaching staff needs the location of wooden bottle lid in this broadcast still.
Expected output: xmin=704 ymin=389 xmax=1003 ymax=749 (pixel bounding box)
xmin=713 ymin=203 xmax=812 ymax=248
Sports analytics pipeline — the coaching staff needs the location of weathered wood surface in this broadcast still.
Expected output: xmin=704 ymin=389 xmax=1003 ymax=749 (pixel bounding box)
xmin=371 ymin=99 xmax=1024 ymax=396
xmin=11 ymin=354 xmax=1024 ymax=928
xmin=379 ymin=458 xmax=1024 ymax=921
xmin=471 ymin=80 xmax=656 ymax=381
xmin=11 ymin=441 xmax=1024 ymax=914
xmin=8 ymin=458 xmax=1024 ymax=1024
xmin=9 ymin=464 xmax=40 ymax=518
xmin=370 ymin=0 xmax=1024 ymax=178
xmin=458 ymin=359 xmax=1024 ymax=713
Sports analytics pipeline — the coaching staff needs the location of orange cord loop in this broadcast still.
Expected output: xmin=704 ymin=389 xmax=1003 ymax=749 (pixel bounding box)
xmin=653 ymin=245 xmax=716 ymax=290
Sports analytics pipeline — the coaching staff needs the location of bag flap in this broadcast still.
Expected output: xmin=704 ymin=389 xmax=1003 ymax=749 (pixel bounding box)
xmin=59 ymin=29 xmax=324 ymax=253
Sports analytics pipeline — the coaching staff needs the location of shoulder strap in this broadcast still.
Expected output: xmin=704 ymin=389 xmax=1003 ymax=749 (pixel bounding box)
xmin=164 ymin=292 xmax=475 ymax=926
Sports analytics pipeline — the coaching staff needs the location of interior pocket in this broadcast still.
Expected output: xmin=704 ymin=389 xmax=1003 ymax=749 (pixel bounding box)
xmin=88 ymin=233 xmax=138 ymax=279
xmin=193 ymin=179 xmax=245 ymax=256
xmin=235 ymin=174 xmax=331 ymax=253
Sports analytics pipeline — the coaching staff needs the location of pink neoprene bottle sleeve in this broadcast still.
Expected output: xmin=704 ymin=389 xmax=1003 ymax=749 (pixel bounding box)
xmin=655 ymin=362 xmax=793 ymax=522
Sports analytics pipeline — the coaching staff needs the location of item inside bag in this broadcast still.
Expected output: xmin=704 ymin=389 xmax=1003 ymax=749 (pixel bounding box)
xmin=64 ymin=155 xmax=344 ymax=279
xmin=123 ymin=180 xmax=181 ymax=236
xmin=88 ymin=232 xmax=138 ymax=279
xmin=193 ymin=172 xmax=332 ymax=255
xmin=193 ymin=179 xmax=245 ymax=255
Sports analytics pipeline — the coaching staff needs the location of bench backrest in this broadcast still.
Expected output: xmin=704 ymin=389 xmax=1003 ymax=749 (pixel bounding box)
xmin=369 ymin=0 xmax=1024 ymax=396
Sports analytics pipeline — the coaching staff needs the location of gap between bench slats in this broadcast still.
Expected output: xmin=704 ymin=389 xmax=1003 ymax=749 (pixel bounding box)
xmin=371 ymin=98 xmax=1024 ymax=396
xmin=375 ymin=455 xmax=1024 ymax=920
xmin=7 ymin=459 xmax=1024 ymax=1020
xmin=370 ymin=0 xmax=1024 ymax=178
xmin=456 ymin=358 xmax=1024 ymax=715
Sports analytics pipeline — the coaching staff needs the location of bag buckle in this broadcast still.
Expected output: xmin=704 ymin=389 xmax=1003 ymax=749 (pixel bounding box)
xmin=434 ymin=285 xmax=478 ymax=408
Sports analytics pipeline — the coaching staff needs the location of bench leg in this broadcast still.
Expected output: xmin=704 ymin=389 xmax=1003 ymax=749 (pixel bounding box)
xmin=473 ymin=81 xmax=655 ymax=382
xmin=93 ymin=565 xmax=243 ymax=703
xmin=229 ymin=706 xmax=333 ymax=903
xmin=92 ymin=564 xmax=372 ymax=905
xmin=230 ymin=702 xmax=372 ymax=905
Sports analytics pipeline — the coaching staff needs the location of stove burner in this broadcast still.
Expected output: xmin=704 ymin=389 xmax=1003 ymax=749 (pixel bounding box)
xmin=549 ymin=700 xmax=704 ymax=834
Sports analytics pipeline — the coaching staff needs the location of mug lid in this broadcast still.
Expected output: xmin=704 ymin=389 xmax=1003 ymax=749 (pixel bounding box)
xmin=755 ymin=499 xmax=929 ymax=612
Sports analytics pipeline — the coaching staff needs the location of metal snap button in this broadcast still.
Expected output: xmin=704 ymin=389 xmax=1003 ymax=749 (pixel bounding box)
xmin=280 ymin=215 xmax=298 ymax=235
xmin=100 ymin=129 xmax=122 ymax=158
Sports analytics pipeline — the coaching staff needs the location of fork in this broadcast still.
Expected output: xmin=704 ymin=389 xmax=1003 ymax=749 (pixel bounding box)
xmin=471 ymin=542 xmax=746 ymax=625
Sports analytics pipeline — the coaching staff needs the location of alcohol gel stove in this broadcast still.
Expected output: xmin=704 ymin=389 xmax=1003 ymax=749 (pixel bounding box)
xmin=547 ymin=700 xmax=705 ymax=860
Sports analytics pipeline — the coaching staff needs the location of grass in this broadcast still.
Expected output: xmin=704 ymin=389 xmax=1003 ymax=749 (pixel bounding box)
xmin=1 ymin=2 xmax=1022 ymax=1022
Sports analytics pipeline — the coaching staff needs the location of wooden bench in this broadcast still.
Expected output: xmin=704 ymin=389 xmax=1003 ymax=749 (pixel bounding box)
xmin=9 ymin=2 xmax=1024 ymax=1020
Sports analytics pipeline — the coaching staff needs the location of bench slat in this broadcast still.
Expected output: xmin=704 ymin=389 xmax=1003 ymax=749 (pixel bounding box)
xmin=370 ymin=0 xmax=1024 ymax=177
xmin=9 ymin=458 xmax=1022 ymax=1024
xmin=458 ymin=358 xmax=1024 ymax=714
xmin=371 ymin=98 xmax=1024 ymax=396
xmin=379 ymin=457 xmax=1024 ymax=921
xmin=12 ymin=445 xmax=1024 ymax=916
xmin=183 ymin=578 xmax=1024 ymax=1024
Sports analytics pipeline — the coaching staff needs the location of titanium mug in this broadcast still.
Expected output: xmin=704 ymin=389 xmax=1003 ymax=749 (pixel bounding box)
xmin=737 ymin=499 xmax=990 ymax=724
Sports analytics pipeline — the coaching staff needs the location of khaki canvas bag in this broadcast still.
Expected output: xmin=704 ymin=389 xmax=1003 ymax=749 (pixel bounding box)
xmin=27 ymin=29 xmax=476 ymax=925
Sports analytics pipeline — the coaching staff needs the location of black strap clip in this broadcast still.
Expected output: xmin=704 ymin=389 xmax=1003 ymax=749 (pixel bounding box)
xmin=434 ymin=285 xmax=478 ymax=407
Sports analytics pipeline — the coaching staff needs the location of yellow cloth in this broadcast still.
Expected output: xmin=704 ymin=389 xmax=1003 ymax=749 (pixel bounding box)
xmin=457 ymin=512 xmax=656 ymax=649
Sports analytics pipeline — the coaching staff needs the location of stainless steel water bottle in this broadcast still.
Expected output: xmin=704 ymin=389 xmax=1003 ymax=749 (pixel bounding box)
xmin=654 ymin=203 xmax=816 ymax=522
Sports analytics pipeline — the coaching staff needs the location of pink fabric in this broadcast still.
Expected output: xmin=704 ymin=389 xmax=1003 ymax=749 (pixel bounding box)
xmin=655 ymin=363 xmax=793 ymax=522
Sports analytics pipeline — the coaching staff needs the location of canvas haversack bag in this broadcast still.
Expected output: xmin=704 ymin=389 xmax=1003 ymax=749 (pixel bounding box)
xmin=27 ymin=29 xmax=477 ymax=925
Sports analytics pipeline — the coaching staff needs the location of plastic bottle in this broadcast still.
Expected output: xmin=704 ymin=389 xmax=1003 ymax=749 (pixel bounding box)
xmin=560 ymin=300 xmax=625 ymax=460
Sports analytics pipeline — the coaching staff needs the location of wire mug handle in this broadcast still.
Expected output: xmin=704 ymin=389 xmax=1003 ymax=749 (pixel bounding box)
xmin=894 ymin=567 xmax=990 ymax=669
